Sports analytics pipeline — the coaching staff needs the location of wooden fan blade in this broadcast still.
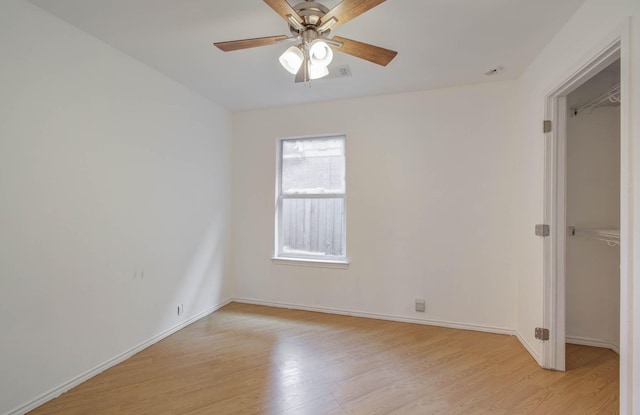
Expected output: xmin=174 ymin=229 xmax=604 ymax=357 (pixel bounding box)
xmin=263 ymin=0 xmax=304 ymax=25
xmin=214 ymin=35 xmax=288 ymax=52
xmin=331 ymin=36 xmax=397 ymax=66
xmin=319 ymin=0 xmax=386 ymax=30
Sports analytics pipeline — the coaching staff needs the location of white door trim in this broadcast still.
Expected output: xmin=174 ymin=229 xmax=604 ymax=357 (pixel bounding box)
xmin=542 ymin=37 xmax=623 ymax=371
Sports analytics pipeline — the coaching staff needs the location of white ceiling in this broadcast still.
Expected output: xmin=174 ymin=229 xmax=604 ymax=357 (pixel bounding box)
xmin=28 ymin=0 xmax=585 ymax=111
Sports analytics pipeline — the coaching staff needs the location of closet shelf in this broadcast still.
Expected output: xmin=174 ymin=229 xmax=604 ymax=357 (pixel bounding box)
xmin=571 ymin=83 xmax=620 ymax=116
xmin=569 ymin=226 xmax=620 ymax=247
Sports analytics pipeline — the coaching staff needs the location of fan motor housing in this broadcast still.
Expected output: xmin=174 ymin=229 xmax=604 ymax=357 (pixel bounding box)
xmin=293 ymin=1 xmax=329 ymax=27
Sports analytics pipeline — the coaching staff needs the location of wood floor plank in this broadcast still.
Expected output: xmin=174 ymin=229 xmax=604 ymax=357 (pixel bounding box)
xmin=27 ymin=303 xmax=619 ymax=414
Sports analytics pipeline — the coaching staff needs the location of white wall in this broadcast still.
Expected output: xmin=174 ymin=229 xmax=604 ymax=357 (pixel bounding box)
xmin=232 ymin=82 xmax=519 ymax=333
xmin=566 ymin=103 xmax=620 ymax=351
xmin=514 ymin=0 xmax=640 ymax=412
xmin=0 ymin=1 xmax=232 ymax=413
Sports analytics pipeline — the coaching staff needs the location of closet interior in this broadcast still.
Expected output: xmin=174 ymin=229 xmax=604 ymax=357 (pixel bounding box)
xmin=565 ymin=59 xmax=621 ymax=355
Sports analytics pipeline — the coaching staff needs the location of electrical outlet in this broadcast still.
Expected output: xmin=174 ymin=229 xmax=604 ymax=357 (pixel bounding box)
xmin=415 ymin=299 xmax=426 ymax=312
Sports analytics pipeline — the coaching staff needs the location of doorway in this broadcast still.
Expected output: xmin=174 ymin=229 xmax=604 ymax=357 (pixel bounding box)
xmin=565 ymin=60 xmax=620 ymax=360
xmin=541 ymin=40 xmax=622 ymax=372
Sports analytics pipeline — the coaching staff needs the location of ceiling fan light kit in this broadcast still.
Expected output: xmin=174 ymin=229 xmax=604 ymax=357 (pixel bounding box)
xmin=309 ymin=39 xmax=333 ymax=66
xmin=213 ymin=0 xmax=398 ymax=84
xmin=279 ymin=46 xmax=304 ymax=74
xmin=308 ymin=60 xmax=329 ymax=79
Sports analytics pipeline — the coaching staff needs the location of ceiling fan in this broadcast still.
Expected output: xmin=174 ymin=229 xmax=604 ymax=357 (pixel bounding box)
xmin=213 ymin=0 xmax=398 ymax=84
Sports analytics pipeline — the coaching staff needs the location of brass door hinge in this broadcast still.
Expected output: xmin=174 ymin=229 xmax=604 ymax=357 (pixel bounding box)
xmin=535 ymin=224 xmax=550 ymax=237
xmin=535 ymin=327 xmax=550 ymax=341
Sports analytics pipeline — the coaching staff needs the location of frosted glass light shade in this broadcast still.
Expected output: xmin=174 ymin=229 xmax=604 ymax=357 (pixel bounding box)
xmin=309 ymin=40 xmax=333 ymax=67
xmin=308 ymin=61 xmax=329 ymax=80
xmin=279 ymin=46 xmax=304 ymax=74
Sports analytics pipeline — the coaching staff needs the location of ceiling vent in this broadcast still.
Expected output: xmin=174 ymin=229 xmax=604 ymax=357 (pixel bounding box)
xmin=328 ymin=65 xmax=352 ymax=79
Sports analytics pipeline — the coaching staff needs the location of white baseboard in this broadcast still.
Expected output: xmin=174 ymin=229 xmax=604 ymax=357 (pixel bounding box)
xmin=232 ymin=297 xmax=516 ymax=337
xmin=566 ymin=335 xmax=620 ymax=354
xmin=515 ymin=331 xmax=542 ymax=365
xmin=5 ymin=298 xmax=232 ymax=415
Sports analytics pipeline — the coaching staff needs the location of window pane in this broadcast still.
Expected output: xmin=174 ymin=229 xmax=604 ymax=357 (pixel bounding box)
xmin=282 ymin=137 xmax=345 ymax=194
xmin=282 ymin=198 xmax=344 ymax=256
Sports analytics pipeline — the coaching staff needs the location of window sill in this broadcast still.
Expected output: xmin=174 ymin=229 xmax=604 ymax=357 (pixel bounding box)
xmin=271 ymin=257 xmax=350 ymax=269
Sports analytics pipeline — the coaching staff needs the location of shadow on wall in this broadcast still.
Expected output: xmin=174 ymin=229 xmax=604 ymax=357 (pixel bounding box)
xmin=163 ymin=212 xmax=231 ymax=334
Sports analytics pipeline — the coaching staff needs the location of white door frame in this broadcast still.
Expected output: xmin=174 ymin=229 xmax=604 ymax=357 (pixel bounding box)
xmin=542 ymin=38 xmax=623 ymax=371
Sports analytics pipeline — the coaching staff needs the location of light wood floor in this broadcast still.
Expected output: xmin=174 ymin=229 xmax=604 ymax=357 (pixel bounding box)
xmin=29 ymin=302 xmax=619 ymax=414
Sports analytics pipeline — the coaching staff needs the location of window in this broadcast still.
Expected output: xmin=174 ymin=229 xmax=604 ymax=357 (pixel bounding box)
xmin=275 ymin=135 xmax=347 ymax=264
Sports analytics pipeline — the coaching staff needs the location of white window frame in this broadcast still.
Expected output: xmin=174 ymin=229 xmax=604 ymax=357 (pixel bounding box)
xmin=273 ymin=134 xmax=348 ymax=266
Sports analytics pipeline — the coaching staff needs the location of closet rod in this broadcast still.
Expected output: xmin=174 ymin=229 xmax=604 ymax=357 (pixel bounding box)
xmin=571 ymin=83 xmax=620 ymax=116
xmin=569 ymin=226 xmax=620 ymax=247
